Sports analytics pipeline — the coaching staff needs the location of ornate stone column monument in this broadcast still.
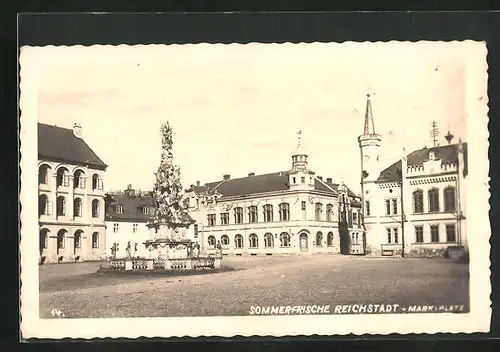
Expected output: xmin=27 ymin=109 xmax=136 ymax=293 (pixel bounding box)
xmin=103 ymin=121 xmax=221 ymax=272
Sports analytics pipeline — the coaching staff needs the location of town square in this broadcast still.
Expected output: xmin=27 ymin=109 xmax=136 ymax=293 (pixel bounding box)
xmin=40 ymin=255 xmax=468 ymax=318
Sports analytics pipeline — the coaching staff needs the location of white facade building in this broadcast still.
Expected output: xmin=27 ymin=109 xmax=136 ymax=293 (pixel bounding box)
xmin=104 ymin=186 xmax=153 ymax=259
xmin=359 ymin=95 xmax=467 ymax=257
xmin=185 ymin=134 xmax=364 ymax=256
xmin=38 ymin=123 xmax=107 ymax=264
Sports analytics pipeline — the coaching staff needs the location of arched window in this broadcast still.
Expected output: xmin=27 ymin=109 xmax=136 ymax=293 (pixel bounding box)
xmin=234 ymin=207 xmax=243 ymax=224
xmin=39 ymin=194 xmax=50 ymax=216
xmin=56 ymin=167 xmax=70 ymax=187
xmin=263 ymin=204 xmax=273 ymax=222
xmin=73 ymin=170 xmax=86 ymax=189
xmin=56 ymin=196 xmax=66 ymax=216
xmin=326 ymin=204 xmax=334 ymax=221
xmin=39 ymin=164 xmax=50 ymax=185
xmin=221 ymin=235 xmax=230 ymax=248
xmin=264 ymin=233 xmax=274 ymax=248
xmin=92 ymin=174 xmax=102 ymax=191
xmin=316 ymin=232 xmax=323 ymax=247
xmin=279 ymin=232 xmax=291 ymax=247
xmin=207 ymin=235 xmax=216 ymax=249
xmin=444 ymin=187 xmax=456 ymax=212
xmin=249 ymin=233 xmax=259 ymax=248
xmin=279 ymin=203 xmax=290 ymax=221
xmin=413 ymin=190 xmax=424 ymax=213
xmin=234 ymin=234 xmax=244 ymax=248
xmin=73 ymin=198 xmax=82 ymax=217
xmin=248 ymin=206 xmax=258 ymax=223
xmin=327 ymin=232 xmax=334 ymax=247
xmin=74 ymin=231 xmax=82 ymax=249
xmin=57 ymin=230 xmax=66 ymax=250
xmin=92 ymin=199 xmax=100 ymax=218
xmin=315 ymin=203 xmax=323 ymax=221
xmin=39 ymin=229 xmax=49 ymax=250
xmin=428 ymin=188 xmax=440 ymax=213
xmin=92 ymin=232 xmax=99 ymax=248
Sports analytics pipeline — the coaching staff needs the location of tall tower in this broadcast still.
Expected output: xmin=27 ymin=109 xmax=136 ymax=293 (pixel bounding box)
xmin=289 ymin=130 xmax=315 ymax=190
xmin=358 ymin=94 xmax=382 ymax=184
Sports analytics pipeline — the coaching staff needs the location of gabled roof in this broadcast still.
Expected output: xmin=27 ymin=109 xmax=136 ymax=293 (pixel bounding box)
xmin=38 ymin=123 xmax=107 ymax=169
xmin=377 ymin=143 xmax=468 ymax=183
xmin=189 ymin=171 xmax=358 ymax=199
xmin=105 ymin=193 xmax=154 ymax=222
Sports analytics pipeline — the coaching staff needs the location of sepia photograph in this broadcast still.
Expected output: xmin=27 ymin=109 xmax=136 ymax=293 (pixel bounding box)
xmin=19 ymin=41 xmax=491 ymax=338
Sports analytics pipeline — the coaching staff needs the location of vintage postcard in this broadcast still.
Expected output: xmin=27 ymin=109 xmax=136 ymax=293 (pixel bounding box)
xmin=20 ymin=41 xmax=491 ymax=338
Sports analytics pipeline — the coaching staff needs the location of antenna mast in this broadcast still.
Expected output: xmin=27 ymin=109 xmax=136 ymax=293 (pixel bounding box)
xmin=430 ymin=121 xmax=439 ymax=147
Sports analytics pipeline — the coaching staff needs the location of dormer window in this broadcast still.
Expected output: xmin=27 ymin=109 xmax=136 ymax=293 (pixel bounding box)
xmin=429 ymin=151 xmax=435 ymax=160
xmin=116 ymin=205 xmax=123 ymax=214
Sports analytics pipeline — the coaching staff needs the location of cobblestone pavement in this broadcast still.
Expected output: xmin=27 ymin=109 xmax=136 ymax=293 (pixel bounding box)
xmin=39 ymin=255 xmax=469 ymax=318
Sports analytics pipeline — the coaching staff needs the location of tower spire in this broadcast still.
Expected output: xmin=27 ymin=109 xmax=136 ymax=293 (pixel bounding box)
xmin=363 ymin=94 xmax=376 ymax=135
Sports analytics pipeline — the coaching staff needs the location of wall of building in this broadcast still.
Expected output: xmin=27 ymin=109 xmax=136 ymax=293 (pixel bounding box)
xmin=188 ymin=190 xmax=360 ymax=256
xmin=38 ymin=160 xmax=107 ymax=263
xmin=105 ymin=220 xmax=151 ymax=258
xmin=363 ymin=172 xmax=466 ymax=257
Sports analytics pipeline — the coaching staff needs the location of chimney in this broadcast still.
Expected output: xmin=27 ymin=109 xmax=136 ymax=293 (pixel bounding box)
xmin=223 ymin=174 xmax=231 ymax=181
xmin=318 ymin=176 xmax=323 ymax=181
xmin=326 ymin=177 xmax=332 ymax=183
xmin=248 ymin=172 xmax=255 ymax=177
xmin=73 ymin=123 xmax=82 ymax=138
xmin=196 ymin=181 xmax=200 ymax=186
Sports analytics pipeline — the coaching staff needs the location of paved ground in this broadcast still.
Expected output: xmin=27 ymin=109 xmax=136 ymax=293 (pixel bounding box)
xmin=39 ymin=255 xmax=469 ymax=318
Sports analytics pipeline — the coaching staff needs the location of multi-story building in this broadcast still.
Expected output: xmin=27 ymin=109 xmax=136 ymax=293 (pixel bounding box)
xmin=104 ymin=185 xmax=154 ymax=258
xmin=38 ymin=123 xmax=107 ymax=263
xmin=359 ymin=94 xmax=467 ymax=257
xmin=185 ymin=134 xmax=364 ymax=256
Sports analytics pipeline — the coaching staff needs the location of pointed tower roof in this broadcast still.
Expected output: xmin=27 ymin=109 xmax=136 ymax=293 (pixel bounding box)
xmin=363 ymin=94 xmax=376 ymax=135
xmin=358 ymin=93 xmax=382 ymax=146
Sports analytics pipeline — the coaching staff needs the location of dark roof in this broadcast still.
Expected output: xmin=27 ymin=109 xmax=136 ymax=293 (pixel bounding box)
xmin=105 ymin=193 xmax=154 ymax=222
xmin=190 ymin=171 xmax=358 ymax=199
xmin=38 ymin=123 xmax=107 ymax=169
xmin=377 ymin=143 xmax=468 ymax=182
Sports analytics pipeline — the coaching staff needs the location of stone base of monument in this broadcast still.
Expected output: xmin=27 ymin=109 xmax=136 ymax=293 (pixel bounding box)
xmin=102 ymin=256 xmax=222 ymax=272
xmin=101 ymin=237 xmax=222 ymax=273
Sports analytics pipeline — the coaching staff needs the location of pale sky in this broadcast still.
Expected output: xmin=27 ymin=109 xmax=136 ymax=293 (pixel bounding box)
xmin=32 ymin=42 xmax=468 ymax=193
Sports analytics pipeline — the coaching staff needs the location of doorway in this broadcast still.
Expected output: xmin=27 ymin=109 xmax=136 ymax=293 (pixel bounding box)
xmin=299 ymin=233 xmax=308 ymax=252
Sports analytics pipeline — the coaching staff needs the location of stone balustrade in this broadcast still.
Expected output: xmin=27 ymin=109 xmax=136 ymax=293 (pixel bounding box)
xmin=107 ymin=256 xmax=222 ymax=272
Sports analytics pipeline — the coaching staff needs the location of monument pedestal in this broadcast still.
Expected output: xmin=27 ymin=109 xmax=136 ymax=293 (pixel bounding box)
xmin=104 ymin=224 xmax=222 ymax=273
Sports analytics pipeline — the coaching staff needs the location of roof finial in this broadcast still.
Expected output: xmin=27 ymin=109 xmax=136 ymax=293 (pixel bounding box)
xmin=363 ymin=93 xmax=376 ymax=135
xmin=296 ymin=130 xmax=302 ymax=149
xmin=444 ymin=129 xmax=454 ymax=145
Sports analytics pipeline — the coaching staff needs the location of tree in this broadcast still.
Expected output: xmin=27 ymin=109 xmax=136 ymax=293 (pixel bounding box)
xmin=149 ymin=121 xmax=192 ymax=231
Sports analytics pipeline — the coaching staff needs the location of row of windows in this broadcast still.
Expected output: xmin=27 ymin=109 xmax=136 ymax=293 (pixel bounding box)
xmin=114 ymin=205 xmax=150 ymax=215
xmin=39 ymin=195 xmax=101 ymax=218
xmin=112 ymin=223 xmax=141 ymax=233
xmin=39 ymin=229 xmax=100 ymax=250
xmin=39 ymin=165 xmax=103 ymax=190
xmin=206 ymin=231 xmax=337 ymax=249
xmin=384 ymin=224 xmax=457 ymax=244
xmin=413 ymin=188 xmax=456 ymax=213
xmin=414 ymin=224 xmax=457 ymax=243
xmin=207 ymin=203 xmax=338 ymax=226
xmin=365 ymin=187 xmax=457 ymax=216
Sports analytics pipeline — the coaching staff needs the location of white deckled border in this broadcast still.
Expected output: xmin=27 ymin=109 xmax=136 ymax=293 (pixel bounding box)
xmin=19 ymin=41 xmax=491 ymax=339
